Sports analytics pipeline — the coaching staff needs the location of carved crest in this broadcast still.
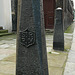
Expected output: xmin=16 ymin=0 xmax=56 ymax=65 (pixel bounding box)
xmin=20 ymin=28 xmax=35 ymax=48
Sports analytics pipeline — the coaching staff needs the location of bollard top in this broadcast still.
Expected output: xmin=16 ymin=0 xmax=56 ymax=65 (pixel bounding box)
xmin=56 ymin=7 xmax=62 ymax=10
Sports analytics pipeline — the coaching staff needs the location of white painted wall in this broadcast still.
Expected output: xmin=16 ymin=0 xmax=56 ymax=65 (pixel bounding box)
xmin=0 ymin=0 xmax=12 ymax=33
xmin=0 ymin=0 xmax=5 ymax=27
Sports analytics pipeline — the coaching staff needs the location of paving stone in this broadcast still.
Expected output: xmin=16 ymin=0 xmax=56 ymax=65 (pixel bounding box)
xmin=46 ymin=35 xmax=53 ymax=39
xmin=47 ymin=47 xmax=52 ymax=52
xmin=0 ymin=44 xmax=10 ymax=49
xmin=47 ymin=53 xmax=67 ymax=68
xmin=2 ymin=53 xmax=16 ymax=62
xmin=6 ymin=41 xmax=16 ymax=44
xmin=65 ymin=37 xmax=72 ymax=40
xmin=0 ymin=40 xmax=16 ymax=46
xmin=46 ymin=41 xmax=53 ymax=44
xmin=0 ymin=55 xmax=9 ymax=60
xmin=64 ymin=33 xmax=73 ymax=36
xmin=64 ymin=62 xmax=75 ymax=75
xmin=0 ymin=49 xmax=16 ymax=60
xmin=71 ymin=43 xmax=75 ymax=50
xmin=12 ymin=39 xmax=16 ymax=40
xmin=46 ymin=43 xmax=53 ymax=47
xmin=6 ymin=45 xmax=16 ymax=50
xmin=64 ymin=42 xmax=72 ymax=49
xmin=67 ymin=50 xmax=75 ymax=63
xmin=72 ymin=38 xmax=75 ymax=43
xmin=0 ymin=40 xmax=6 ymax=45
xmin=0 ymin=73 xmax=13 ymax=75
xmin=0 ymin=61 xmax=16 ymax=75
xmin=48 ymin=67 xmax=63 ymax=75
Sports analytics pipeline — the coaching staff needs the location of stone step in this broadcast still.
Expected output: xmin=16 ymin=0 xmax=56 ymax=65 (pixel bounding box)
xmin=0 ymin=33 xmax=13 ymax=37
xmin=0 ymin=30 xmax=8 ymax=33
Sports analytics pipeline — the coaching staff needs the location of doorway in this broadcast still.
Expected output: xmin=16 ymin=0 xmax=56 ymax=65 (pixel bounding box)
xmin=43 ymin=0 xmax=55 ymax=29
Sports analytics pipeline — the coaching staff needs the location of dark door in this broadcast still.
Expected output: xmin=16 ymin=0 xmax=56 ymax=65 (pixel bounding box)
xmin=43 ymin=0 xmax=55 ymax=29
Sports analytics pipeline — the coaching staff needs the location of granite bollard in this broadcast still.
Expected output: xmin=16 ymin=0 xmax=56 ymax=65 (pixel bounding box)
xmin=16 ymin=0 xmax=49 ymax=75
xmin=53 ymin=7 xmax=64 ymax=51
xmin=11 ymin=0 xmax=18 ymax=31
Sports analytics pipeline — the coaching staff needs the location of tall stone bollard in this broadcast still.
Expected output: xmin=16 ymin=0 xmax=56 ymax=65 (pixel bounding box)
xmin=53 ymin=7 xmax=64 ymax=51
xmin=11 ymin=0 xmax=18 ymax=31
xmin=16 ymin=0 xmax=49 ymax=75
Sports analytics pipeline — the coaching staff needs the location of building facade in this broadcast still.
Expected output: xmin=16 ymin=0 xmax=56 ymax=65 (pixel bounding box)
xmin=0 ymin=0 xmax=12 ymax=32
xmin=43 ymin=0 xmax=74 ymax=30
xmin=0 ymin=0 xmax=74 ymax=32
xmin=63 ymin=0 xmax=74 ymax=30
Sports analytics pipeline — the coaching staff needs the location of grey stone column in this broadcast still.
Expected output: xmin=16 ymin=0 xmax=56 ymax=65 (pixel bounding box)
xmin=16 ymin=0 xmax=49 ymax=75
xmin=53 ymin=8 xmax=64 ymax=51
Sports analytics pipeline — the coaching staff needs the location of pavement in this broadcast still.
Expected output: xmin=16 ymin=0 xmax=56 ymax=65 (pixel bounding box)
xmin=64 ymin=22 xmax=75 ymax=75
xmin=46 ymin=32 xmax=73 ymax=75
xmin=0 ymin=34 xmax=16 ymax=75
xmin=0 ymin=22 xmax=75 ymax=75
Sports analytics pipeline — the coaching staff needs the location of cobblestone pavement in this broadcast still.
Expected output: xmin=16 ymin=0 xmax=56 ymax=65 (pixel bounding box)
xmin=0 ymin=24 xmax=74 ymax=75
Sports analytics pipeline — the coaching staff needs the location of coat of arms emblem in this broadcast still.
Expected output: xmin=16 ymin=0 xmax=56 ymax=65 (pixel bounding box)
xmin=20 ymin=28 xmax=35 ymax=48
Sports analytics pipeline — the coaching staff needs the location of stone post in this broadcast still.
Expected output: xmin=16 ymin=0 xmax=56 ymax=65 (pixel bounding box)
xmin=53 ymin=7 xmax=64 ymax=51
xmin=11 ymin=0 xmax=18 ymax=31
xmin=16 ymin=0 xmax=49 ymax=75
